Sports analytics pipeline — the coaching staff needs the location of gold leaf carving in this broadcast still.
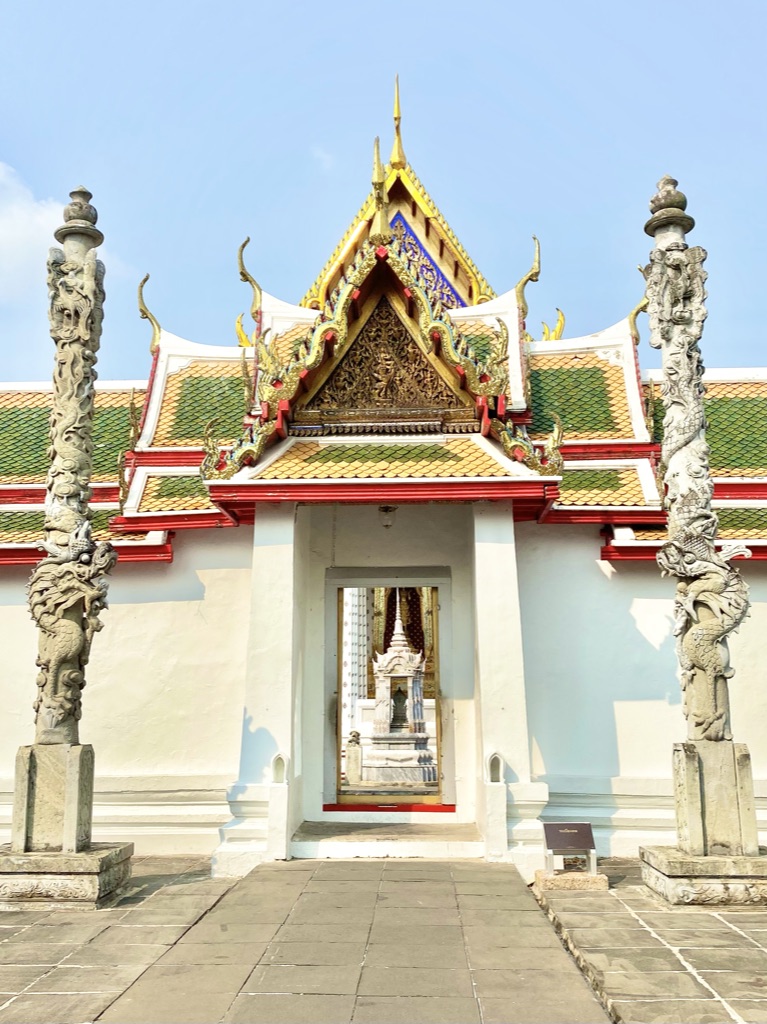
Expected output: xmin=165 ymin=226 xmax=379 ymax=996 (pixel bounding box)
xmin=306 ymin=297 xmax=462 ymax=414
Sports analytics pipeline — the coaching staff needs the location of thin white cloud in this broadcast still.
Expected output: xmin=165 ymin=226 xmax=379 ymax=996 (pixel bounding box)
xmin=0 ymin=165 xmax=139 ymax=379
xmin=311 ymin=146 xmax=335 ymax=173
xmin=0 ymin=163 xmax=60 ymax=306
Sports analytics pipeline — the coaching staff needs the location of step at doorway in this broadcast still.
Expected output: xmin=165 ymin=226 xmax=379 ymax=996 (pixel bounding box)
xmin=290 ymin=821 xmax=484 ymax=860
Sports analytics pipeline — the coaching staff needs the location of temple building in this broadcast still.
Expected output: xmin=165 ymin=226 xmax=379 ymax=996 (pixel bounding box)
xmin=1 ymin=92 xmax=766 ymax=879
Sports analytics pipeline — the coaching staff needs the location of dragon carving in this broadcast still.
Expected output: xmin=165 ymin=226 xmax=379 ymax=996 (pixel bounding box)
xmin=492 ymin=414 xmax=564 ymax=476
xmin=645 ymin=177 xmax=750 ymax=741
xmin=30 ymin=188 xmax=116 ymax=744
xmin=29 ymin=523 xmax=116 ymax=733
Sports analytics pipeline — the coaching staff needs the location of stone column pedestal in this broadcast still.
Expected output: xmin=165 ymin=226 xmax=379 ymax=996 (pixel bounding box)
xmin=0 ymin=843 xmax=133 ymax=910
xmin=3 ymin=744 xmax=133 ymax=908
xmin=641 ymin=740 xmax=767 ymax=905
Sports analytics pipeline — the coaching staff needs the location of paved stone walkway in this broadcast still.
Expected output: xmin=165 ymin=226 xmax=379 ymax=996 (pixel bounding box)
xmin=0 ymin=856 xmax=608 ymax=1024
xmin=539 ymin=858 xmax=767 ymax=1023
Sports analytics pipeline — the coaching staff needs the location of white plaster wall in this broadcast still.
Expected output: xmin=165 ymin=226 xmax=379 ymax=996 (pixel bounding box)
xmin=0 ymin=528 xmax=252 ymax=852
xmin=516 ymin=521 xmax=767 ymax=852
xmin=299 ymin=503 xmax=477 ymax=823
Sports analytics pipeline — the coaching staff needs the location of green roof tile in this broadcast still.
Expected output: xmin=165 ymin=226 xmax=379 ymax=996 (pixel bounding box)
xmin=170 ymin=377 xmax=245 ymax=443
xmin=717 ymin=508 xmax=767 ymax=532
xmin=157 ymin=475 xmax=208 ymax=500
xmin=706 ymin=397 xmax=767 ymax=471
xmin=530 ymin=367 xmax=616 ymax=435
xmin=560 ymin=469 xmax=622 ymax=493
xmin=651 ymin=394 xmax=767 ymax=472
xmin=0 ymin=408 xmax=50 ymax=478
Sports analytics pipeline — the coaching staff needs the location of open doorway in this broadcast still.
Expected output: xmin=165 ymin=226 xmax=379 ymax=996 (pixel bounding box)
xmin=335 ymin=585 xmax=442 ymax=806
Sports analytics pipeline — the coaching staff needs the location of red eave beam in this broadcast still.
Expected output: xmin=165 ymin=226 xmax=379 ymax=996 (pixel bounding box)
xmin=601 ymin=540 xmax=767 ymax=562
xmin=109 ymin=511 xmax=236 ymax=532
xmin=127 ymin=450 xmax=204 ymax=468
xmin=208 ymin=480 xmax=559 ymax=505
xmin=545 ymin=508 xmax=667 ymax=525
xmin=560 ymin=441 xmax=661 ymax=461
xmin=0 ymin=484 xmax=121 ymax=504
xmin=0 ymin=540 xmax=174 ymax=566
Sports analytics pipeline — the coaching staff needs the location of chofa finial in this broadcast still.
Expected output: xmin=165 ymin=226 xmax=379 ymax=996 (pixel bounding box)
xmin=370 ymin=137 xmax=392 ymax=244
xmin=390 ymin=75 xmax=407 ymax=170
xmin=137 ymin=274 xmax=161 ymax=354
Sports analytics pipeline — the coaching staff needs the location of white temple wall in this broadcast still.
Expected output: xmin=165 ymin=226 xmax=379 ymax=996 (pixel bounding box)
xmin=0 ymin=528 xmax=252 ymax=853
xmin=515 ymin=521 xmax=767 ymax=856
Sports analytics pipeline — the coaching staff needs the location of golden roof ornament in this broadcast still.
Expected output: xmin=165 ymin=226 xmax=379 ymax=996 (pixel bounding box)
xmin=369 ymin=137 xmax=392 ymax=245
xmin=137 ymin=274 xmax=161 ymax=354
xmin=235 ymin=237 xmax=263 ymax=347
xmin=390 ymin=75 xmax=407 ymax=170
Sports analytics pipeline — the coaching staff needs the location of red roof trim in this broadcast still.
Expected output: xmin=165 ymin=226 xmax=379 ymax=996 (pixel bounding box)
xmin=560 ymin=441 xmax=661 ymax=460
xmin=0 ymin=540 xmax=174 ymax=565
xmin=0 ymin=484 xmax=121 ymax=505
xmin=109 ymin=511 xmax=235 ymax=532
xmin=601 ymin=540 xmax=767 ymax=562
xmin=546 ymin=507 xmax=666 ymax=525
xmin=129 ymin=450 xmax=205 ymax=468
xmin=209 ymin=479 xmax=558 ymax=505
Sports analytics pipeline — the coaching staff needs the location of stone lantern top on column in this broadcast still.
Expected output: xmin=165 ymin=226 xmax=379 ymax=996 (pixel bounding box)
xmin=54 ymin=187 xmax=104 ymax=251
xmin=644 ymin=175 xmax=695 ymax=243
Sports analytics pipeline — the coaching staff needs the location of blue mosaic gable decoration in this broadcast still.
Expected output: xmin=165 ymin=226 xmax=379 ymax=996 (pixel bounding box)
xmin=390 ymin=212 xmax=465 ymax=309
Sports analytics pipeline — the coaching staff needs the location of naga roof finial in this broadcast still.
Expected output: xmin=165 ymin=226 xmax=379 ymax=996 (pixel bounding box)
xmin=515 ymin=235 xmax=541 ymax=324
xmin=370 ymin=137 xmax=392 ymax=244
xmin=235 ymin=237 xmax=263 ymax=347
xmin=390 ymin=74 xmax=407 ymax=170
xmin=137 ymin=274 xmax=161 ymax=354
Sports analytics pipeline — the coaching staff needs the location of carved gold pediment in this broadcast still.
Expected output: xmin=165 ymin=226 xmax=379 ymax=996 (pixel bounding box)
xmin=294 ymin=296 xmax=474 ymax=428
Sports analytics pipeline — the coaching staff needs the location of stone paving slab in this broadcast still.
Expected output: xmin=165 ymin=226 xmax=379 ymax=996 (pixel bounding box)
xmin=537 ymin=857 xmax=767 ymax=1023
xmin=0 ymin=856 xmax=609 ymax=1023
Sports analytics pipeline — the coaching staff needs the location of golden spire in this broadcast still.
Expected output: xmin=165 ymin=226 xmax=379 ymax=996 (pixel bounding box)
xmin=390 ymin=74 xmax=407 ymax=170
xmin=370 ymin=136 xmax=392 ymax=243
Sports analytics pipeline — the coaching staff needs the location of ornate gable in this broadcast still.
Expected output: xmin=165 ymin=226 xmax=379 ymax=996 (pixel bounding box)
xmin=295 ymin=296 xmax=471 ymax=432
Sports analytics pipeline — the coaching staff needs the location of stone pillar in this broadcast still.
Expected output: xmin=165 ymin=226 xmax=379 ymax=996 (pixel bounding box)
xmin=472 ymin=502 xmax=548 ymax=874
xmin=212 ymin=502 xmax=300 ymax=876
xmin=1 ymin=189 xmax=133 ymax=909
xmin=638 ymin=178 xmax=767 ymax=904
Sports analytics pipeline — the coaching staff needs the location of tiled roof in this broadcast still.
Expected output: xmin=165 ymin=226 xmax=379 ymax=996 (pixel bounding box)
xmin=528 ymin=351 xmax=634 ymax=440
xmin=645 ymin=380 xmax=767 ymax=478
xmin=151 ymin=360 xmax=250 ymax=447
xmin=256 ymin=438 xmax=512 ymax=481
xmin=0 ymin=388 xmax=145 ymax=484
xmin=558 ymin=468 xmax=647 ymax=507
xmin=456 ymin=320 xmax=497 ymax=362
xmin=635 ymin=507 xmax=767 ymax=542
xmin=271 ymin=323 xmax=312 ymax=367
xmin=137 ymin=474 xmax=216 ymax=513
xmin=0 ymin=509 xmax=147 ymax=545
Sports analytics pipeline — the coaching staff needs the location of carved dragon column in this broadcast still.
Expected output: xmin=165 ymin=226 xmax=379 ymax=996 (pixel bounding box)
xmin=32 ymin=188 xmax=116 ymax=746
xmin=639 ymin=178 xmax=764 ymax=905
xmin=2 ymin=190 xmax=132 ymax=907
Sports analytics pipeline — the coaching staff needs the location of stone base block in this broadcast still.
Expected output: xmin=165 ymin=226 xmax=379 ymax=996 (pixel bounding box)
xmin=12 ymin=744 xmax=94 ymax=853
xmin=533 ymin=869 xmax=609 ymax=894
xmin=640 ymin=845 xmax=767 ymax=905
xmin=0 ymin=842 xmax=133 ymax=909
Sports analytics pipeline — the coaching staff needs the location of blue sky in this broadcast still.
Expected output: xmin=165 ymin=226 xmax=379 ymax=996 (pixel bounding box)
xmin=1 ymin=0 xmax=765 ymax=382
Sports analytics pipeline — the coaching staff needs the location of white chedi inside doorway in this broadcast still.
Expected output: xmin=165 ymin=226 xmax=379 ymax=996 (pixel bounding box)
xmin=339 ymin=587 xmax=438 ymax=792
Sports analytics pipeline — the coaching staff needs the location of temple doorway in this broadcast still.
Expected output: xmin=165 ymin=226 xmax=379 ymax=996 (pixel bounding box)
xmin=334 ymin=585 xmax=443 ymax=806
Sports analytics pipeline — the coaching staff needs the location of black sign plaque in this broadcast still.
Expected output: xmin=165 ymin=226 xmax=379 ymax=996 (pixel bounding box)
xmin=543 ymin=822 xmax=595 ymax=852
